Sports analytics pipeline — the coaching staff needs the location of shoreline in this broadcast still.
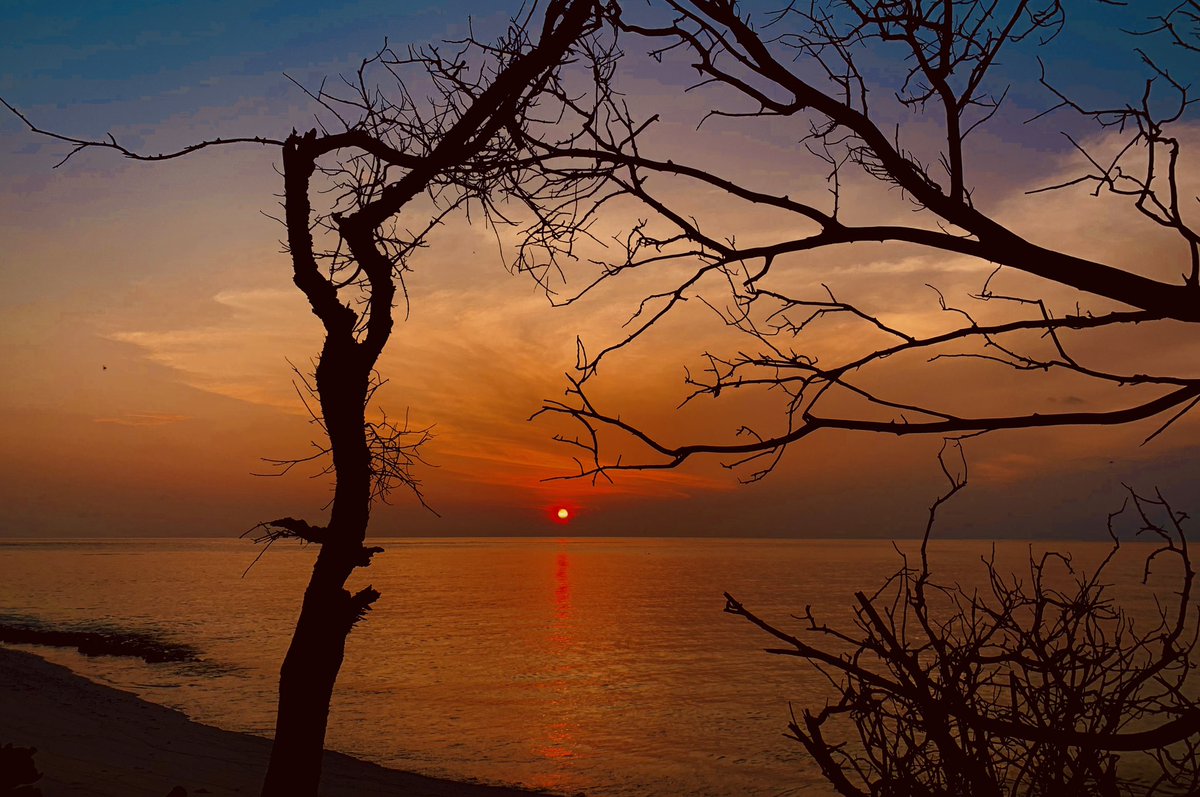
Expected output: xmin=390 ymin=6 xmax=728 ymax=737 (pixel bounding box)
xmin=0 ymin=646 xmax=560 ymax=797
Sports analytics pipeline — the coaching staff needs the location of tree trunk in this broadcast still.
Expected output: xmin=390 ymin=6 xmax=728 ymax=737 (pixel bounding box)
xmin=261 ymin=553 xmax=357 ymax=797
xmin=261 ymin=341 xmax=375 ymax=797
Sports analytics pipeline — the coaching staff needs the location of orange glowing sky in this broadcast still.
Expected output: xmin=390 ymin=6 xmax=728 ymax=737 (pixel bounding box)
xmin=2 ymin=1 xmax=1199 ymax=538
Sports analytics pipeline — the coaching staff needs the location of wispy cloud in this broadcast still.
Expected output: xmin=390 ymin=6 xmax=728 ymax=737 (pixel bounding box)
xmin=93 ymin=412 xmax=190 ymax=427
xmin=108 ymin=286 xmax=320 ymax=409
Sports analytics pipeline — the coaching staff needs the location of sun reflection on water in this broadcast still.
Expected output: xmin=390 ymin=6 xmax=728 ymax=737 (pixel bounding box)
xmin=553 ymin=550 xmax=572 ymax=627
xmin=530 ymin=547 xmax=580 ymax=784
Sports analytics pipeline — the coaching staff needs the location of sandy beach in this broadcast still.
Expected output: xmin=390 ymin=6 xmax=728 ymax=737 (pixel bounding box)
xmin=0 ymin=647 xmax=558 ymax=797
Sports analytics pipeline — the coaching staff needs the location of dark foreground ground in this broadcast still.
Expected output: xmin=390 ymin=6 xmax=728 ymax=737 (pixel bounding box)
xmin=0 ymin=647 xmax=559 ymax=797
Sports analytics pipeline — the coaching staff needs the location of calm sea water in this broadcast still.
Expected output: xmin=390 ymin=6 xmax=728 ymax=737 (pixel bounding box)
xmin=0 ymin=537 xmax=1174 ymax=796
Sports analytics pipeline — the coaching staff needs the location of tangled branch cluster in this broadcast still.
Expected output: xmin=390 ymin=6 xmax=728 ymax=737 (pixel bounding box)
xmin=726 ymin=487 xmax=1200 ymax=796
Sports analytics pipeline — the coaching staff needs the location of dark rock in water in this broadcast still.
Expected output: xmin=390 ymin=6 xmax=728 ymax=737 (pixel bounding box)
xmin=164 ymin=787 xmax=187 ymax=797
xmin=0 ymin=742 xmax=43 ymax=796
xmin=0 ymin=616 xmax=199 ymax=664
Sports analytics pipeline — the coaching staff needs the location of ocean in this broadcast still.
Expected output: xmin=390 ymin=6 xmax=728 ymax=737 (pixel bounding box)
xmin=0 ymin=537 xmax=1175 ymax=796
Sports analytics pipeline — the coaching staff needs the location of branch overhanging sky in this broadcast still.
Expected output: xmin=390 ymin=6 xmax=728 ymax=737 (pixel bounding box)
xmin=2 ymin=0 xmax=1198 ymax=538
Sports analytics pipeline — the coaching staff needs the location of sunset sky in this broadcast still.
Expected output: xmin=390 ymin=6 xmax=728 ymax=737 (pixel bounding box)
xmin=3 ymin=0 xmax=1198 ymax=539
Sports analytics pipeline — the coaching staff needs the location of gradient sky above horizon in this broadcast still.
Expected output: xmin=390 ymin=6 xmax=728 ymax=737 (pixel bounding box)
xmin=2 ymin=0 xmax=1199 ymax=539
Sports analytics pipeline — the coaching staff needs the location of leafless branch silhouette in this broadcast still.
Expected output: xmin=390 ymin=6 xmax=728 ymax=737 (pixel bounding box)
xmin=510 ymin=0 xmax=1200 ymax=485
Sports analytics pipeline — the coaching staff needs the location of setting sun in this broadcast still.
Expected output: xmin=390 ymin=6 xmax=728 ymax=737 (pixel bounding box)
xmin=556 ymin=508 xmax=570 ymax=520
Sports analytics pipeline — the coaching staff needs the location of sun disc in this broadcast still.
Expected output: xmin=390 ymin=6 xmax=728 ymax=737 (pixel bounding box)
xmin=557 ymin=508 xmax=570 ymax=520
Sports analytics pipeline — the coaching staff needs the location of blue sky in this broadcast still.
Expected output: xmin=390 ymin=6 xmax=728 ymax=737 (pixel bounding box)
xmin=2 ymin=1 xmax=1183 ymax=120
xmin=1 ymin=1 xmax=515 ymax=134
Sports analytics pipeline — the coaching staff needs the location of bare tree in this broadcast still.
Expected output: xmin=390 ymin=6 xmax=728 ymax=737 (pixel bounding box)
xmin=4 ymin=1 xmax=599 ymax=794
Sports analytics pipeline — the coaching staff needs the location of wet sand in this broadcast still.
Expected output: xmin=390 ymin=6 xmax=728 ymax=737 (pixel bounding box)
xmin=0 ymin=646 xmax=558 ymax=797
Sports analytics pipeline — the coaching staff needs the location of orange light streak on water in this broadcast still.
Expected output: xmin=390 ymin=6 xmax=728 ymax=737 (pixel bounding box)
xmin=528 ymin=547 xmax=580 ymax=789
